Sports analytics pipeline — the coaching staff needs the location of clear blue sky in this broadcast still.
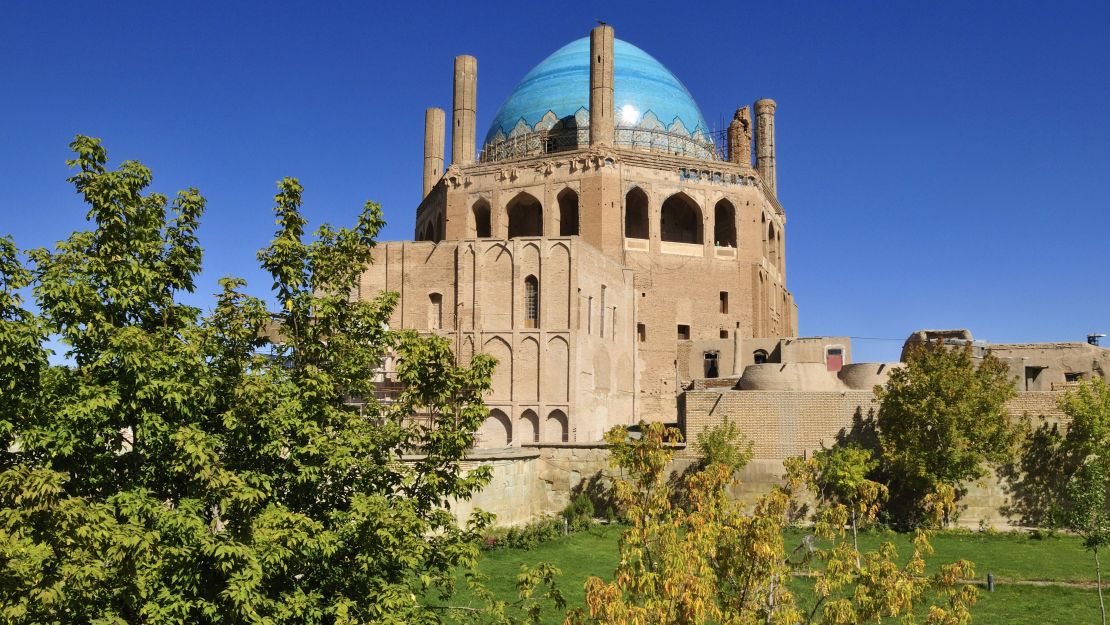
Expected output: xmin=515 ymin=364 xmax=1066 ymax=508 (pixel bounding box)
xmin=2 ymin=1 xmax=1107 ymax=362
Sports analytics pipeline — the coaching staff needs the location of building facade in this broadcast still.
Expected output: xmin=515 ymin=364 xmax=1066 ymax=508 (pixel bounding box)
xmin=358 ymin=26 xmax=797 ymax=444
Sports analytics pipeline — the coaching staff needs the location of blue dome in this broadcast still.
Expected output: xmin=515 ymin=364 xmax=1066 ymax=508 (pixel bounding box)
xmin=484 ymin=37 xmax=710 ymax=149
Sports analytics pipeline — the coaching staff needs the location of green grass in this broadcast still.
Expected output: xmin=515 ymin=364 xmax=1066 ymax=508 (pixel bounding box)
xmin=784 ymin=528 xmax=1099 ymax=582
xmin=450 ymin=526 xmax=1105 ymax=624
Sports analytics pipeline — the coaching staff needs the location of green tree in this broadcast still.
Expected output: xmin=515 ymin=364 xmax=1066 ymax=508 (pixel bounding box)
xmin=798 ymin=445 xmax=888 ymax=562
xmin=1056 ymin=379 xmax=1110 ymax=625
xmin=694 ymin=417 xmax=753 ymax=475
xmin=875 ymin=341 xmax=1018 ymax=526
xmin=0 ymin=136 xmax=517 ymax=624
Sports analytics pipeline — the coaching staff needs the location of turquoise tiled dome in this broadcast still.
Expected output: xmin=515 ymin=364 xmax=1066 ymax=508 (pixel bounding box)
xmin=483 ymin=37 xmax=711 ymax=156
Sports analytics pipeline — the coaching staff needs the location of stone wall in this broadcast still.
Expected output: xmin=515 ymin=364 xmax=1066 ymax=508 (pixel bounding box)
xmin=454 ymin=390 xmax=1072 ymax=528
xmin=451 ymin=444 xmax=614 ymax=527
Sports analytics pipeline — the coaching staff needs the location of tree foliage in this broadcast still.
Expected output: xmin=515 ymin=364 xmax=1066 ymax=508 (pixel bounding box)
xmin=792 ymin=445 xmax=888 ymax=558
xmin=875 ymin=342 xmax=1018 ymax=525
xmin=0 ymin=136 xmax=505 ymax=624
xmin=1055 ymin=379 xmax=1110 ymax=625
xmin=694 ymin=417 xmax=753 ymax=475
xmin=567 ymin=422 xmax=978 ymax=625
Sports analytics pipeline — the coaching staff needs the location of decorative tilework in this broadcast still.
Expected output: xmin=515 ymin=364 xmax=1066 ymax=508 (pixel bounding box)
xmin=484 ymin=37 xmax=710 ymax=152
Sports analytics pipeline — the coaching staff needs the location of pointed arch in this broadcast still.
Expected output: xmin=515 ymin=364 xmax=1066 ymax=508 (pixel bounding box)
xmin=713 ymin=199 xmax=736 ymax=248
xmin=624 ymin=186 xmax=649 ymax=240
xmin=483 ymin=336 xmax=512 ymax=400
xmin=477 ymin=409 xmax=512 ymax=448
xmin=767 ymin=221 xmax=778 ymax=268
xmin=519 ymin=409 xmax=540 ymax=443
xmin=507 ymin=191 xmax=543 ymax=238
xmin=524 ymin=275 xmax=539 ymax=328
xmin=472 ymin=199 xmax=491 ymax=238
xmin=557 ymin=188 xmax=579 ymax=236
xmin=545 ymin=409 xmax=569 ymax=443
xmin=660 ymin=192 xmax=702 ymax=244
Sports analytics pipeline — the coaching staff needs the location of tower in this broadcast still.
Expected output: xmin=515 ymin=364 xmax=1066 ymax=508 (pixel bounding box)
xmin=754 ymin=98 xmax=777 ymax=195
xmin=422 ymin=107 xmax=445 ymax=198
xmin=451 ymin=55 xmax=477 ymax=165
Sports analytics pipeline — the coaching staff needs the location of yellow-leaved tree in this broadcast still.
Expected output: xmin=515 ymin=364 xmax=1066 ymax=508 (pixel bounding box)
xmin=566 ymin=421 xmax=979 ymax=625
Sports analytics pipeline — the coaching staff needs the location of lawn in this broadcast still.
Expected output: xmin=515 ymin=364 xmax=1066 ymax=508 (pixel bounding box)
xmin=442 ymin=525 xmax=1105 ymax=624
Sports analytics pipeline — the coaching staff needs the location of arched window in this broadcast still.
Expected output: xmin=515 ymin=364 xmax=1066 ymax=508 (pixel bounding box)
xmin=624 ymin=187 xmax=649 ymax=239
xmin=660 ymin=193 xmax=702 ymax=244
xmin=472 ymin=200 xmax=491 ymax=238
xmin=760 ymin=213 xmax=768 ymax=258
xmin=558 ymin=189 xmax=579 ymax=236
xmin=767 ymin=222 xmax=778 ymax=268
xmin=507 ymin=192 xmax=543 ymax=238
xmin=428 ymin=293 xmax=442 ymax=330
xmin=753 ymin=349 xmax=769 ymax=365
xmin=714 ymin=199 xmax=736 ymax=247
xmin=524 ymin=275 xmax=539 ymax=328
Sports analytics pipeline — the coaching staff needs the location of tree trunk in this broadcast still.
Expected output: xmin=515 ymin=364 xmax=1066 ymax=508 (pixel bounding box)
xmin=852 ymin=508 xmax=861 ymax=570
xmin=1097 ymin=548 xmax=1106 ymax=625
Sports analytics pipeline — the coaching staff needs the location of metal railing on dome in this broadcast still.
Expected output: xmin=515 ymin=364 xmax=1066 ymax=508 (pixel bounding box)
xmin=478 ymin=126 xmax=726 ymax=163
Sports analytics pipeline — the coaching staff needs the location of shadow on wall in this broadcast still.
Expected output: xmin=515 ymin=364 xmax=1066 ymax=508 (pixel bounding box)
xmin=997 ymin=417 xmax=1071 ymax=527
xmin=567 ymin=470 xmax=618 ymax=520
xmin=834 ymin=406 xmax=881 ymax=453
xmin=831 ymin=405 xmax=1074 ymax=529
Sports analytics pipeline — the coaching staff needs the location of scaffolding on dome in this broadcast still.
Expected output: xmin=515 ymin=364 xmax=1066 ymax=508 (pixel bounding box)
xmin=478 ymin=126 xmax=725 ymax=163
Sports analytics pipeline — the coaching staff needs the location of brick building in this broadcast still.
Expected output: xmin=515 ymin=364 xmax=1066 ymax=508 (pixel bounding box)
xmin=357 ymin=25 xmax=797 ymax=444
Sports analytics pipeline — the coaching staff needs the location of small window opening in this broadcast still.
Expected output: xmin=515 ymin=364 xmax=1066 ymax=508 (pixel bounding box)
xmin=600 ymin=285 xmax=606 ymax=338
xmin=720 ymin=330 xmax=729 ymax=339
xmin=677 ymin=325 xmax=690 ymax=340
xmin=1025 ymin=366 xmax=1043 ymax=391
xmin=1065 ymin=372 xmax=1085 ymax=383
xmin=719 ymin=291 xmax=729 ymax=314
xmin=524 ymin=276 xmax=539 ymax=328
xmin=753 ymin=349 xmax=769 ymax=364
xmin=637 ymin=323 xmax=646 ymax=342
xmin=704 ymin=352 xmax=719 ymax=378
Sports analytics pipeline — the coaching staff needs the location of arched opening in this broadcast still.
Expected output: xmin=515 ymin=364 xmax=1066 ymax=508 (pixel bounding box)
xmin=624 ymin=187 xmax=649 ymax=240
xmin=714 ymin=199 xmax=736 ymax=247
xmin=524 ymin=275 xmax=539 ymax=328
xmin=558 ymin=189 xmax=579 ymax=236
xmin=760 ymin=213 xmax=768 ymax=258
xmin=520 ymin=410 xmax=540 ymax=443
xmin=768 ymin=222 xmax=778 ymax=268
xmin=660 ymin=193 xmax=702 ymax=244
xmin=472 ymin=200 xmax=491 ymax=238
xmin=753 ymin=349 xmax=769 ymax=365
xmin=428 ymin=292 xmax=442 ymax=330
xmin=507 ymin=192 xmax=543 ymax=238
xmin=545 ymin=409 xmax=569 ymax=443
xmin=476 ymin=409 xmax=512 ymax=448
